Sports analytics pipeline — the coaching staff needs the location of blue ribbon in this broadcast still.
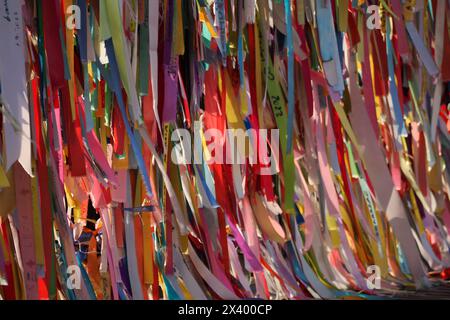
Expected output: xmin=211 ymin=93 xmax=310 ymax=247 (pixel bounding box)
xmin=387 ymin=19 xmax=406 ymax=136
xmin=103 ymin=39 xmax=153 ymax=197
xmin=285 ymin=0 xmax=295 ymax=153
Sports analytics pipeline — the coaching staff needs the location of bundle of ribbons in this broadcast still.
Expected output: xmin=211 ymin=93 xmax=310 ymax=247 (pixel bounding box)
xmin=1 ymin=0 xmax=450 ymax=300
